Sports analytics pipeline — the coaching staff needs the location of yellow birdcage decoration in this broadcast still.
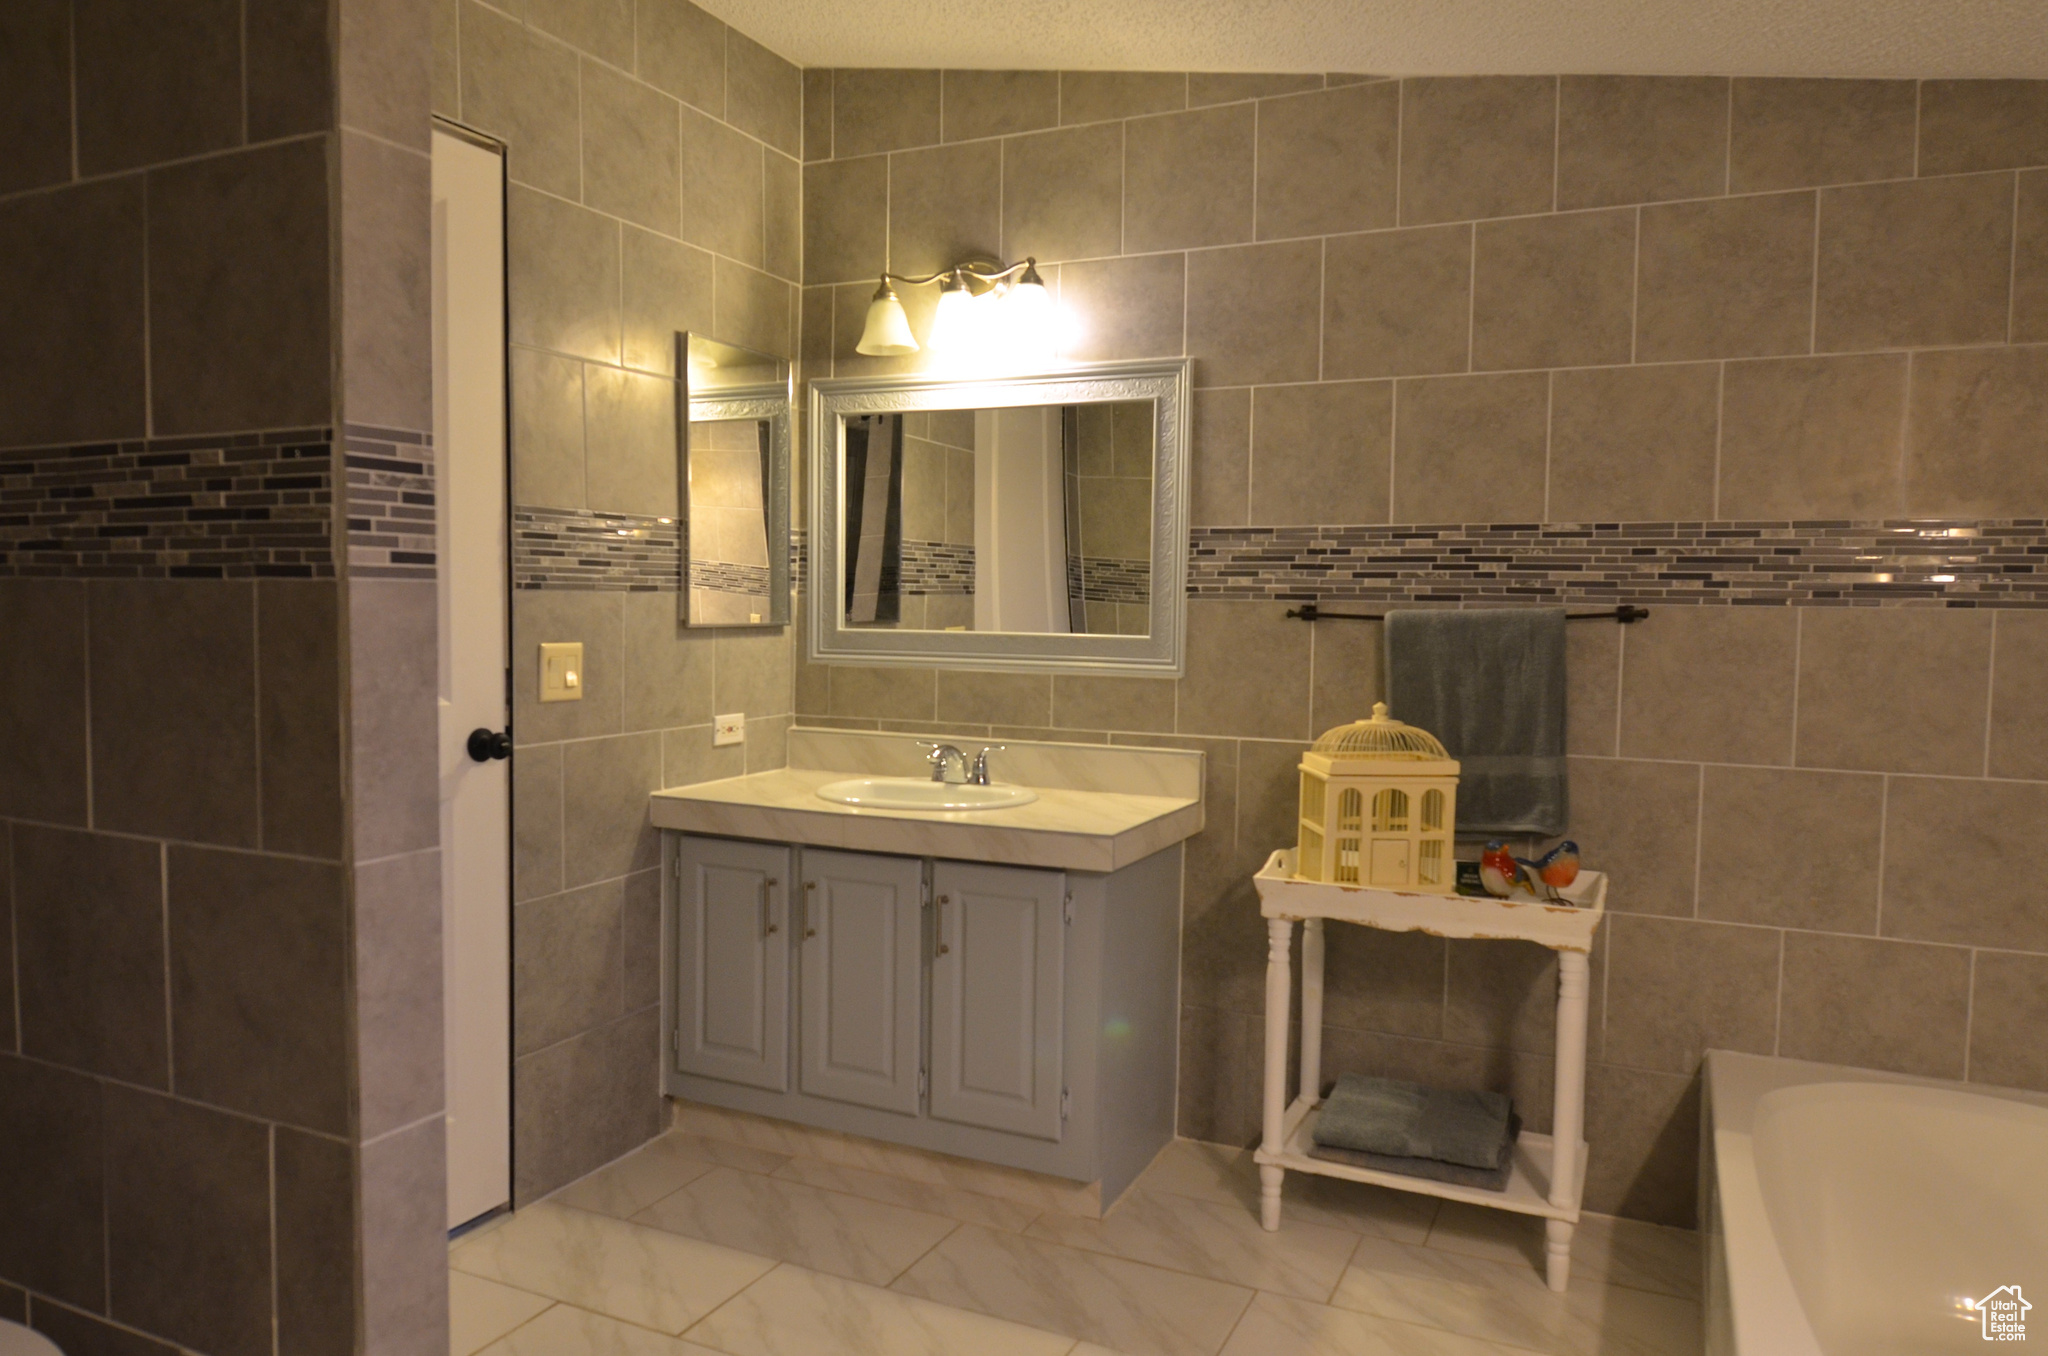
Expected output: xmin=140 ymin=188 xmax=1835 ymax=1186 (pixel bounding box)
xmin=1296 ymin=702 xmax=1459 ymax=891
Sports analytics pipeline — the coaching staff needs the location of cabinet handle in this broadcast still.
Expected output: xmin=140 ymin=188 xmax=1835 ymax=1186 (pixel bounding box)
xmin=763 ymin=877 xmax=779 ymax=936
xmin=804 ymin=881 xmax=817 ymax=937
xmin=935 ymin=893 xmax=950 ymax=957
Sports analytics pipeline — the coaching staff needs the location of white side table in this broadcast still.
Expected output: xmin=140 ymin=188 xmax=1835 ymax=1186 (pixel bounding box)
xmin=1250 ymin=848 xmax=1605 ymax=1292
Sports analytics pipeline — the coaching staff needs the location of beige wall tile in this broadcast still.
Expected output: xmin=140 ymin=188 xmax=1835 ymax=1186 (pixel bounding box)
xmin=1471 ymin=208 xmax=1636 ymax=371
xmin=1398 ymin=76 xmax=1556 ymax=226
xmin=584 ymin=366 xmax=677 ymax=516
xmin=803 ymin=154 xmax=887 ymax=286
xmin=458 ymin=1 xmax=580 ymax=200
xmin=1780 ymin=933 xmax=1970 ymax=1079
xmin=1444 ymin=937 xmax=1589 ymax=1056
xmin=725 ymin=30 xmax=800 ymax=157
xmin=623 ymin=592 xmax=713 ymax=732
xmin=1322 ymin=924 xmax=1444 ymax=1039
xmin=1000 ymin=123 xmax=1122 ymax=264
xmin=1050 ymin=674 xmax=1175 ymax=733
xmin=1917 ymin=79 xmax=2048 ymax=175
xmin=1565 ymin=623 xmax=1620 ymax=757
xmin=936 ymin=672 xmax=1052 ymax=727
xmin=1125 ymin=104 xmax=1256 ymax=252
xmin=1717 ymin=353 xmax=1907 ymax=519
xmin=512 ymin=742 xmax=562 ymax=903
xmin=1727 ymin=78 xmax=1917 ymax=193
xmin=765 ymin=150 xmax=801 ymax=281
xmin=514 ymin=590 xmax=623 ymax=743
xmin=888 ymin=139 xmax=1001 ymax=278
xmin=1191 ymin=387 xmax=1249 ymax=526
xmin=1905 ymin=346 xmax=2048 ymax=516
xmin=803 ymin=68 xmax=832 ymax=162
xmin=829 ymin=665 xmax=936 ymax=721
xmin=1815 ymin=172 xmax=2014 ymax=350
xmin=74 ymin=0 xmax=244 ymax=173
xmin=1604 ymin=915 xmax=1777 ymax=1075
xmin=1990 ymin=611 xmax=2048 ymax=780
xmin=1557 ymin=76 xmax=1728 ymax=210
xmin=1796 ymin=605 xmax=1990 ymax=776
xmin=943 ymin=70 xmax=1057 ymax=141
xmin=1254 ymin=83 xmax=1398 ymax=240
xmin=713 ymin=627 xmax=792 ymax=719
xmin=1185 ymin=240 xmax=1320 ymax=387
xmin=1882 ymin=776 xmax=2048 ymax=952
xmin=581 ymin=65 xmax=681 ymax=235
xmin=1249 ymin=380 xmax=1391 ymax=525
xmin=560 ymin=729 xmax=662 ymax=885
xmin=1617 ymin=606 xmax=1797 ymax=765
xmin=621 ymin=226 xmax=714 ymax=374
xmin=1635 ymin=191 xmax=1816 ymax=361
xmin=508 ymin=185 xmax=620 ymax=364
xmin=1058 ymin=253 xmax=1185 ymax=361
xmin=1192 ymin=74 xmax=1323 ymax=106
xmin=1060 ymin=71 xmax=1185 ymax=125
xmin=511 ymin=347 xmax=585 ymax=507
xmin=1581 ymin=1064 xmax=1697 ymax=1226
xmin=1322 ymin=224 xmax=1471 ymax=379
xmin=1389 ymin=372 xmax=1547 ymax=523
xmin=637 ymin=0 xmax=724 ymax=115
xmin=1697 ymin=765 xmax=1883 ymax=933
xmin=679 ymin=105 xmax=764 ymax=266
xmin=1968 ymin=952 xmax=2048 ymax=1093
xmin=525 ymin=0 xmax=631 ymax=68
xmin=2016 ymin=171 xmax=2048 ymax=342
xmin=1566 ymin=757 xmax=1699 ymax=918
xmin=1548 ymin=363 xmax=1718 ymax=522
xmin=713 ymin=258 xmax=793 ymax=358
xmin=834 ymin=68 xmax=940 ymax=158
xmin=1177 ymin=601 xmax=1311 ymax=740
xmin=1311 ymin=616 xmax=1383 ymax=733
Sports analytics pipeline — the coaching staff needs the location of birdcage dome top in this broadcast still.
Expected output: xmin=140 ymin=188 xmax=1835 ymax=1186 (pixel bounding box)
xmin=1310 ymin=703 xmax=1454 ymax=763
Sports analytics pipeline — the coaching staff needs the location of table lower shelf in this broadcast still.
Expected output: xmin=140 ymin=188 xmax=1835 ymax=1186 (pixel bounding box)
xmin=1253 ymin=1096 xmax=1587 ymax=1222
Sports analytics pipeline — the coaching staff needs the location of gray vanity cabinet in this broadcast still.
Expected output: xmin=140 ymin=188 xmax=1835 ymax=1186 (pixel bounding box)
xmin=797 ymin=849 xmax=924 ymax=1115
xmin=928 ymin=861 xmax=1065 ymax=1140
xmin=672 ymin=836 xmax=790 ymax=1092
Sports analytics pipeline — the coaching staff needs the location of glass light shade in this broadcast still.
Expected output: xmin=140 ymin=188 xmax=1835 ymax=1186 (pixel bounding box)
xmin=855 ymin=283 xmax=918 ymax=356
xmin=926 ymin=281 xmax=976 ymax=354
xmin=1003 ymin=275 xmax=1055 ymax=359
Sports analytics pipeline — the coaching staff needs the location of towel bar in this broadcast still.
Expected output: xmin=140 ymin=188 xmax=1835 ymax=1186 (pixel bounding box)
xmin=1284 ymin=603 xmax=1648 ymax=624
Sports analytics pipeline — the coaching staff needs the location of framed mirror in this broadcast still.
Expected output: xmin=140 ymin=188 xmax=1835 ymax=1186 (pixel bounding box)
xmin=808 ymin=358 xmax=1190 ymax=675
xmin=676 ymin=333 xmax=792 ymax=627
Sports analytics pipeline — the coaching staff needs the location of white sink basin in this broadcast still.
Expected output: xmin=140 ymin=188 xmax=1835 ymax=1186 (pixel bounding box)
xmin=816 ymin=777 xmax=1039 ymax=811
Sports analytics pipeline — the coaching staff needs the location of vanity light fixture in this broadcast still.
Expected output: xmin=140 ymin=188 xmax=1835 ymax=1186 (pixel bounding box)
xmin=856 ymin=256 xmax=1053 ymax=361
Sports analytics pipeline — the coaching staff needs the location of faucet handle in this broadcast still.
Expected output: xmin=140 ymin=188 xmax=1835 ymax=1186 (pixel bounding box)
xmin=970 ymin=745 xmax=1006 ymax=785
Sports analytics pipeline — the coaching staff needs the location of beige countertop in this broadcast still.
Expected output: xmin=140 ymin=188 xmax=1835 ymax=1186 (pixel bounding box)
xmin=649 ymin=729 xmax=1205 ymax=872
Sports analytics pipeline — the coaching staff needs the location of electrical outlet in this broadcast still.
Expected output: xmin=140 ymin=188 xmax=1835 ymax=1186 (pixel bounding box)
xmin=713 ymin=713 xmax=745 ymax=746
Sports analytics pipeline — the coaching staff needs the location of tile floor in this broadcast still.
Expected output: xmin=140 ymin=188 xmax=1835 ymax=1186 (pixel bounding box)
xmin=450 ymin=1116 xmax=1703 ymax=1356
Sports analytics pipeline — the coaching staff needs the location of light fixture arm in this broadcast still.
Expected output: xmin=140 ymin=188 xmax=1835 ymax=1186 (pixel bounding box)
xmin=871 ymin=257 xmax=1038 ymax=293
xmin=854 ymin=256 xmax=1050 ymax=359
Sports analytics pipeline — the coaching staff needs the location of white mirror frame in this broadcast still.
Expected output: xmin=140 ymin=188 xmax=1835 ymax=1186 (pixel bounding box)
xmin=808 ymin=358 xmax=1191 ymax=676
xmin=677 ymin=332 xmax=793 ymax=627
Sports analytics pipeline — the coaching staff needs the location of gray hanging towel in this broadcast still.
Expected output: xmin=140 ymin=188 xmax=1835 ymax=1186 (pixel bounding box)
xmin=1384 ymin=607 xmax=1568 ymax=836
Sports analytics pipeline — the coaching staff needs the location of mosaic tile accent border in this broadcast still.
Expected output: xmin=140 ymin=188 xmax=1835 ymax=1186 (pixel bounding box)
xmin=0 ymin=430 xmax=335 ymax=578
xmin=1078 ymin=555 xmax=1150 ymax=605
xmin=691 ymin=559 xmax=772 ymax=594
xmin=1186 ymin=521 xmax=2048 ymax=609
xmin=344 ymin=425 xmax=436 ymax=581
xmin=895 ymin=538 xmax=974 ymax=596
xmin=513 ymin=505 xmax=680 ymax=591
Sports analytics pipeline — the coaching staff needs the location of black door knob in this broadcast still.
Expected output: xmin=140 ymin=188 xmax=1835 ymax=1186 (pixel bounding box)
xmin=466 ymin=728 xmax=512 ymax=762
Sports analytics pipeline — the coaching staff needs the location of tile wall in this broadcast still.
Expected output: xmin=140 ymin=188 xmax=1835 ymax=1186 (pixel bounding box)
xmin=431 ymin=0 xmax=805 ymax=1201
xmin=797 ymin=70 xmax=2048 ymax=1225
xmin=0 ymin=0 xmax=445 ymax=1350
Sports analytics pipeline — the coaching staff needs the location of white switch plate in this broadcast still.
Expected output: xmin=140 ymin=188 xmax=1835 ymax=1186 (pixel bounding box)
xmin=539 ymin=642 xmax=583 ymax=702
xmin=713 ymin=713 xmax=745 ymax=746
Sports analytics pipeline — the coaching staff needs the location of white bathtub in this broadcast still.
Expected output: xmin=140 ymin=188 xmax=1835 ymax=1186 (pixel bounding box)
xmin=1703 ymin=1051 xmax=2048 ymax=1355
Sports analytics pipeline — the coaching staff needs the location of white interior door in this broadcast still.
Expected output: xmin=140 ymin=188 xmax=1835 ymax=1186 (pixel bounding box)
xmin=433 ymin=127 xmax=511 ymax=1230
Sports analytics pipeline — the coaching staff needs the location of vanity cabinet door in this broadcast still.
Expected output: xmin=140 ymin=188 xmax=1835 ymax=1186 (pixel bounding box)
xmin=798 ymin=849 xmax=925 ymax=1115
xmin=673 ymin=836 xmax=790 ymax=1092
xmin=928 ymin=861 xmax=1066 ymax=1141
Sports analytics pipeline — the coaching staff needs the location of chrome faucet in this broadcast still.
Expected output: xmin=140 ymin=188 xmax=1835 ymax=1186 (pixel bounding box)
xmin=920 ymin=742 xmax=969 ymax=783
xmin=970 ymin=745 xmax=1004 ymax=786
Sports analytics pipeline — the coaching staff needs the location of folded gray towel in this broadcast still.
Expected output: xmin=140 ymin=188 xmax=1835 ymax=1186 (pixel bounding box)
xmin=1312 ymin=1073 xmax=1514 ymax=1171
xmin=1308 ymin=1108 xmax=1522 ymax=1192
xmin=1384 ymin=607 xmax=1569 ymax=836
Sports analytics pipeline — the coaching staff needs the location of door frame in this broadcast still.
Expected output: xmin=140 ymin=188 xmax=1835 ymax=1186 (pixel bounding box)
xmin=433 ymin=115 xmax=517 ymax=1234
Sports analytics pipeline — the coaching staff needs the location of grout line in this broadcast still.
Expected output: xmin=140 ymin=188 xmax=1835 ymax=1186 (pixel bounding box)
xmin=1722 ymin=78 xmax=1734 ymax=196
xmin=1540 ymin=371 xmax=1553 ymax=523
xmin=1912 ymin=81 xmax=1922 ymax=177
xmin=1962 ymin=948 xmax=1978 ymax=1080
xmin=251 ymin=586 xmax=263 ymax=848
xmin=1807 ymin=189 xmax=1821 ymax=354
xmin=1771 ymin=930 xmax=1784 ymax=1056
xmin=268 ymin=1125 xmax=279 ymax=1356
xmin=1316 ymin=235 xmax=1327 ymax=382
xmin=161 ymin=843 xmax=173 ymax=1090
xmin=239 ymin=0 xmax=250 ymax=145
xmin=1690 ymin=763 xmax=1704 ymax=918
xmin=1629 ymin=205 xmax=1640 ymax=363
xmin=1550 ymin=75 xmax=1561 ymax=213
xmin=67 ymin=0 xmax=79 ymax=181
xmin=1896 ymin=351 xmax=1914 ymax=516
xmin=1873 ymin=774 xmax=1889 ymax=937
xmin=2009 ymin=171 xmax=2022 ymax=345
xmin=1385 ymin=381 xmax=1398 ymax=521
xmin=1392 ymin=80 xmax=1404 ymax=226
xmin=1250 ymin=99 xmax=1260 ymax=241
xmin=1611 ymin=619 xmax=1626 ymax=757
xmin=1983 ymin=611 xmax=1998 ymax=778
xmin=1787 ymin=608 xmax=1802 ymax=766
xmin=1711 ymin=360 xmax=1725 ymax=518
xmin=1464 ymin=223 xmax=1476 ymax=372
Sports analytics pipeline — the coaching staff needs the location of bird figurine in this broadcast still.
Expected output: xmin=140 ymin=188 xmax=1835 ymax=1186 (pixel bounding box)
xmin=1515 ymin=841 xmax=1582 ymax=901
xmin=1480 ymin=841 xmax=1523 ymax=898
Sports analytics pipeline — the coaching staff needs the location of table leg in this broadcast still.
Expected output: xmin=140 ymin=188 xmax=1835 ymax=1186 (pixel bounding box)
xmin=1546 ymin=948 xmax=1591 ymax=1291
xmin=1299 ymin=918 xmax=1325 ymax=1106
xmin=1260 ymin=916 xmax=1294 ymax=1231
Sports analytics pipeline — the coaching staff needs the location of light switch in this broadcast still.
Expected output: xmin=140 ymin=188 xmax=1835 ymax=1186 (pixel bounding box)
xmin=539 ymin=642 xmax=583 ymax=702
xmin=713 ymin=713 xmax=745 ymax=746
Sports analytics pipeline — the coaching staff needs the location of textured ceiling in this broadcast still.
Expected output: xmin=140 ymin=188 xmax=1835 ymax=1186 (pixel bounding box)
xmin=707 ymin=0 xmax=2048 ymax=79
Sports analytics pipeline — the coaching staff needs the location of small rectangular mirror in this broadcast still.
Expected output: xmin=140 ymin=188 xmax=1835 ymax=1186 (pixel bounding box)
xmin=677 ymin=333 xmax=791 ymax=627
xmin=810 ymin=359 xmax=1189 ymax=675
